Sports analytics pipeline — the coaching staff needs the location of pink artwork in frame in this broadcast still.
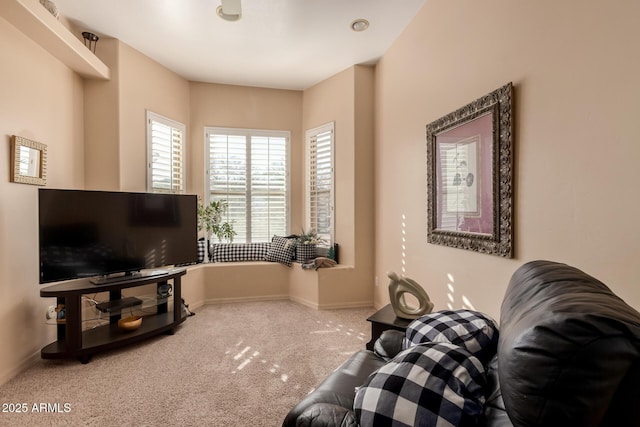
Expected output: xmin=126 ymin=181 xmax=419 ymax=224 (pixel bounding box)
xmin=426 ymin=83 xmax=513 ymax=257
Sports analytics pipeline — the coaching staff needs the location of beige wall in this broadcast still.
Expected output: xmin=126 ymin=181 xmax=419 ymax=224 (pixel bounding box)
xmin=0 ymin=17 xmax=85 ymax=384
xmin=85 ymin=39 xmax=190 ymax=192
xmin=353 ymin=66 xmax=375 ymax=270
xmin=84 ymin=38 xmax=120 ymax=190
xmin=300 ymin=65 xmax=375 ymax=306
xmin=303 ymin=67 xmax=356 ymax=264
xmin=374 ymin=0 xmax=640 ymax=319
xmin=188 ymin=82 xmax=303 ymax=218
xmin=118 ymin=42 xmax=190 ymax=192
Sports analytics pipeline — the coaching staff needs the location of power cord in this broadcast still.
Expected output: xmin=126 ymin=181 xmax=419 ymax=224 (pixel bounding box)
xmin=182 ymin=298 xmax=195 ymax=317
xmin=81 ymin=295 xmax=108 ymax=328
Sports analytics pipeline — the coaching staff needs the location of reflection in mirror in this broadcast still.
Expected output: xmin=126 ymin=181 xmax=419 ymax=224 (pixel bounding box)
xmin=19 ymin=145 xmax=41 ymax=177
xmin=10 ymin=135 xmax=47 ymax=186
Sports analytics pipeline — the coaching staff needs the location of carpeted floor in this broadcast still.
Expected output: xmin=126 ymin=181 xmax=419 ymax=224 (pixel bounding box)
xmin=0 ymin=301 xmax=375 ymax=426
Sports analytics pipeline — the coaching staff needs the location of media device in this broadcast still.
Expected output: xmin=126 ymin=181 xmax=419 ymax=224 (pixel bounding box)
xmin=38 ymin=189 xmax=198 ymax=284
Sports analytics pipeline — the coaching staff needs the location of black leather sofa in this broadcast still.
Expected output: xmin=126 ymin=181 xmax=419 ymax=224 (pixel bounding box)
xmin=283 ymin=260 xmax=640 ymax=426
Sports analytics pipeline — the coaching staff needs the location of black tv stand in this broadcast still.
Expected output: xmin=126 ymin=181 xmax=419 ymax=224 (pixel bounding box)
xmin=90 ymin=269 xmax=169 ymax=285
xmin=40 ymin=268 xmax=187 ymax=363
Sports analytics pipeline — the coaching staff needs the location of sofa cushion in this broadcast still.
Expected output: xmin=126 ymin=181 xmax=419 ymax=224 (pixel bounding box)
xmin=499 ymin=260 xmax=640 ymax=426
xmin=211 ymin=242 xmax=271 ymax=262
xmin=373 ymin=329 xmax=405 ymax=361
xmin=483 ymin=355 xmax=513 ymax=427
xmin=404 ymin=309 xmax=499 ymax=365
xmin=264 ymin=235 xmax=296 ymax=266
xmin=295 ymin=403 xmax=358 ymax=427
xmin=354 ymin=342 xmax=486 ymax=427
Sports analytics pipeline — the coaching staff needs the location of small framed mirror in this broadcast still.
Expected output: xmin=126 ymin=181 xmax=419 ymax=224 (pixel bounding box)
xmin=10 ymin=135 xmax=47 ymax=186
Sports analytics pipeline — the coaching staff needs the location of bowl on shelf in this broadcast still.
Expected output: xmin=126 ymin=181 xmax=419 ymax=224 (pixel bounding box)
xmin=118 ymin=315 xmax=142 ymax=331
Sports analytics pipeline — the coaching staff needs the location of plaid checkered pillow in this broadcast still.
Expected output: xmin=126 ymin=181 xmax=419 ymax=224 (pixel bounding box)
xmin=212 ymin=243 xmax=271 ymax=262
xmin=354 ymin=342 xmax=486 ymax=427
xmin=403 ymin=310 xmax=498 ymax=366
xmin=264 ymin=235 xmax=296 ymax=266
xmin=197 ymin=239 xmax=207 ymax=263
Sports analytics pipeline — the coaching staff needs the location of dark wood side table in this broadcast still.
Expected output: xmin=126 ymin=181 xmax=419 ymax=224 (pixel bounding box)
xmin=365 ymin=304 xmax=413 ymax=350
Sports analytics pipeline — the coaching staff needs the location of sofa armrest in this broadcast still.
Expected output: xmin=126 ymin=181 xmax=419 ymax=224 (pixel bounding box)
xmin=282 ymin=350 xmax=385 ymax=427
xmin=373 ymin=329 xmax=404 ymax=361
xmin=499 ymin=260 xmax=640 ymax=425
xmin=296 ymin=403 xmax=358 ymax=427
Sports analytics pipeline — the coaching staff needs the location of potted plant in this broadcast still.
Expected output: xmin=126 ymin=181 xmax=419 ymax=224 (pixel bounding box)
xmin=198 ymin=199 xmax=237 ymax=261
xmin=296 ymin=228 xmax=326 ymax=262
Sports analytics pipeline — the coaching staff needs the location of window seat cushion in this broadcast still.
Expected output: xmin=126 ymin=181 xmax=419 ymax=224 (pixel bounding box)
xmin=211 ymin=243 xmax=271 ymax=262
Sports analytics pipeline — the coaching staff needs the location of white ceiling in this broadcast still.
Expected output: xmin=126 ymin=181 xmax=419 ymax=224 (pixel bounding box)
xmin=52 ymin=0 xmax=426 ymax=90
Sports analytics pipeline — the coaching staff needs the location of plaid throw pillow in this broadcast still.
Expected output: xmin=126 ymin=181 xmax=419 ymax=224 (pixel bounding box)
xmin=404 ymin=309 xmax=498 ymax=366
xmin=354 ymin=342 xmax=486 ymax=427
xmin=264 ymin=236 xmax=296 ymax=266
xmin=212 ymin=243 xmax=271 ymax=262
xmin=197 ymin=239 xmax=207 ymax=263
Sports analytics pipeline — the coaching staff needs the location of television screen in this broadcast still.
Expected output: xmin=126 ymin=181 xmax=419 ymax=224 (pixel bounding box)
xmin=38 ymin=189 xmax=198 ymax=284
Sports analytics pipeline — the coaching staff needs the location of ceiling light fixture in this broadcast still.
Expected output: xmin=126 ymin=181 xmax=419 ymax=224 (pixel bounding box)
xmin=217 ymin=0 xmax=241 ymax=22
xmin=350 ymin=19 xmax=369 ymax=32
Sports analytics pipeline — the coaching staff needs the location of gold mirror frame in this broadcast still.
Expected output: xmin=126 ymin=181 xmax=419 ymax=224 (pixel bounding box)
xmin=426 ymin=83 xmax=513 ymax=257
xmin=10 ymin=135 xmax=47 ymax=186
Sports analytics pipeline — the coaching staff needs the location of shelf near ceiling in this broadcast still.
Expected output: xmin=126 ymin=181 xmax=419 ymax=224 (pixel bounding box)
xmin=0 ymin=0 xmax=110 ymax=80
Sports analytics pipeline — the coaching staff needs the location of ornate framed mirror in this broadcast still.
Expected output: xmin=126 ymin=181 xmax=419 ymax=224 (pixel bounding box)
xmin=10 ymin=135 xmax=47 ymax=186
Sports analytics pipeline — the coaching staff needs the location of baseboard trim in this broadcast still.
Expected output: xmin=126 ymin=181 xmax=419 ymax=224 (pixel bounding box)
xmin=185 ymin=299 xmax=206 ymax=311
xmin=288 ymin=295 xmax=318 ymax=309
xmin=203 ymin=295 xmax=290 ymax=305
xmin=288 ymin=296 xmax=373 ymax=310
xmin=206 ymin=295 xmax=373 ymax=311
xmin=0 ymin=349 xmax=41 ymax=387
xmin=316 ymin=300 xmax=374 ymax=310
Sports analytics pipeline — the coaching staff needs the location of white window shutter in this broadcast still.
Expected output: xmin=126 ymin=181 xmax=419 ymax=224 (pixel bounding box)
xmin=251 ymin=135 xmax=288 ymax=242
xmin=306 ymin=123 xmax=334 ymax=244
xmin=208 ymin=133 xmax=248 ymax=241
xmin=206 ymin=128 xmax=289 ymax=243
xmin=147 ymin=111 xmax=185 ymax=193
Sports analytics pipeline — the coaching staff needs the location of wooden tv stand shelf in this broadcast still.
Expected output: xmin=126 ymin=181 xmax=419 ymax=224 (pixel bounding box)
xmin=40 ymin=268 xmax=187 ymax=363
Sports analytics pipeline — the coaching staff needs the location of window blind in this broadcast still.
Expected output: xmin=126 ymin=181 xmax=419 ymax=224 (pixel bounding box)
xmin=147 ymin=111 xmax=185 ymax=193
xmin=306 ymin=123 xmax=334 ymax=243
xmin=251 ymin=135 xmax=288 ymax=242
xmin=206 ymin=128 xmax=289 ymax=243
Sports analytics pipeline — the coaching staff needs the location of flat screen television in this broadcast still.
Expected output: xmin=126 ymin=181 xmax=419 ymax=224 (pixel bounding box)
xmin=38 ymin=189 xmax=198 ymax=284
